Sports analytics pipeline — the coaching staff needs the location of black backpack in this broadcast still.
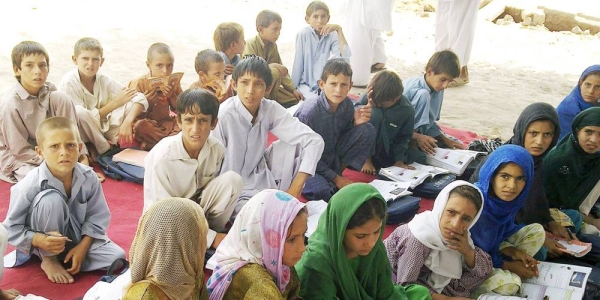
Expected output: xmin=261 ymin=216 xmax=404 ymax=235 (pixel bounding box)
xmin=386 ymin=195 xmax=421 ymax=225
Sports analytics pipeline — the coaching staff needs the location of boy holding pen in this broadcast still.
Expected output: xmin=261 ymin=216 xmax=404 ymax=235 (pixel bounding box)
xmin=2 ymin=117 xmax=125 ymax=284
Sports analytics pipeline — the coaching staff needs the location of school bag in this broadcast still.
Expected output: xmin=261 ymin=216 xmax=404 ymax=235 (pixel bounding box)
xmin=97 ymin=147 xmax=144 ymax=184
xmin=410 ymin=173 xmax=457 ymax=199
xmin=386 ymin=195 xmax=421 ymax=225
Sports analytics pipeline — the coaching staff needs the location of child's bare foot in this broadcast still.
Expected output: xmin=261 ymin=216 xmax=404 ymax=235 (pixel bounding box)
xmin=370 ymin=63 xmax=386 ymax=73
xmin=96 ymin=172 xmax=106 ymax=183
xmin=0 ymin=289 xmax=21 ymax=300
xmin=41 ymin=256 xmax=74 ymax=284
xmin=361 ymin=159 xmax=376 ymax=175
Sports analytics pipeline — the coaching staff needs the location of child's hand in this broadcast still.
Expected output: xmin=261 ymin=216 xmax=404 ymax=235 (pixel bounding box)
xmin=114 ymin=88 xmax=137 ymax=107
xmin=161 ymin=84 xmax=173 ymax=97
xmin=118 ymin=121 xmax=134 ymax=144
xmin=366 ymin=88 xmax=375 ymax=103
xmin=354 ymin=100 xmax=372 ymax=125
xmin=0 ymin=288 xmax=21 ymax=300
xmin=511 ymin=249 xmax=539 ymax=276
xmin=269 ymin=63 xmax=288 ymax=78
xmin=212 ymin=233 xmax=227 ymax=249
xmin=544 ymin=238 xmax=566 ymax=258
xmin=35 ymin=231 xmax=68 ymax=255
xmin=445 ymin=227 xmax=474 ymax=257
xmin=320 ymin=24 xmax=342 ymax=36
xmin=144 ymin=88 xmax=159 ymax=102
xmin=64 ymin=243 xmax=90 ymax=275
xmin=333 ymin=175 xmax=353 ymax=190
xmin=413 ymin=133 xmax=438 ymax=154
xmin=548 ymin=221 xmax=574 ymax=241
xmin=292 ymin=89 xmax=304 ymax=101
xmin=447 ymin=139 xmax=465 ymax=150
xmin=504 ymin=260 xmax=538 ymax=279
xmin=224 ymin=64 xmax=234 ymax=76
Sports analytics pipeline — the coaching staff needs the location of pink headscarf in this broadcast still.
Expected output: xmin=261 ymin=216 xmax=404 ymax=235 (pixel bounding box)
xmin=207 ymin=189 xmax=305 ymax=299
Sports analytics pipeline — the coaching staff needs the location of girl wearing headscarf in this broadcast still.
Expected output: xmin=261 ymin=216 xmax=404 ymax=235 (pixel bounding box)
xmin=124 ymin=198 xmax=209 ymax=300
xmin=295 ymin=183 xmax=431 ymax=300
xmin=556 ymin=65 xmax=600 ymax=140
xmin=544 ymin=107 xmax=600 ymax=233
xmin=384 ymin=181 xmax=492 ymax=299
xmin=206 ymin=189 xmax=307 ymax=299
xmin=470 ymin=145 xmax=545 ymax=296
xmin=474 ymin=102 xmax=574 ymax=259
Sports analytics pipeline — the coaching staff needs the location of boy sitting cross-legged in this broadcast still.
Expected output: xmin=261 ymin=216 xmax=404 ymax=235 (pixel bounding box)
xmin=59 ymin=37 xmax=148 ymax=156
xmin=211 ymin=56 xmax=324 ymax=216
xmin=128 ymin=43 xmax=183 ymax=150
xmin=243 ymin=10 xmax=304 ymax=107
xmin=144 ymin=89 xmax=243 ymax=249
xmin=294 ymin=58 xmax=375 ymax=201
xmin=2 ymin=117 xmax=126 ymax=284
xmin=403 ymin=50 xmax=465 ymax=160
xmin=357 ymin=70 xmax=418 ymax=175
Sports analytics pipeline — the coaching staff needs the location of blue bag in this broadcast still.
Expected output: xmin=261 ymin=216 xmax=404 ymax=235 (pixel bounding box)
xmin=97 ymin=147 xmax=144 ymax=184
xmin=411 ymin=173 xmax=457 ymax=199
xmin=386 ymin=195 xmax=421 ymax=225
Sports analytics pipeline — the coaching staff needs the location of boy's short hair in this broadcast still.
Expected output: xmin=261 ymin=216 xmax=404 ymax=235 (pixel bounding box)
xmin=233 ymin=56 xmax=273 ymax=87
xmin=425 ymin=50 xmax=460 ymax=78
xmin=74 ymin=37 xmax=103 ymax=57
xmin=256 ymin=10 xmax=282 ymax=31
xmin=147 ymin=43 xmax=173 ymax=63
xmin=320 ymin=58 xmax=353 ymax=82
xmin=306 ymin=1 xmax=330 ymax=16
xmin=368 ymin=70 xmax=404 ymax=105
xmin=194 ymin=49 xmax=225 ymax=74
xmin=36 ymin=116 xmax=81 ymax=146
xmin=213 ymin=22 xmax=244 ymax=52
xmin=11 ymin=41 xmax=49 ymax=82
xmin=176 ymin=89 xmax=220 ymax=125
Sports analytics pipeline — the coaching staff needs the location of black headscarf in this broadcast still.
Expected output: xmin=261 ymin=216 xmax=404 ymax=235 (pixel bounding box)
xmin=471 ymin=102 xmax=560 ymax=226
xmin=506 ymin=103 xmax=560 ymax=226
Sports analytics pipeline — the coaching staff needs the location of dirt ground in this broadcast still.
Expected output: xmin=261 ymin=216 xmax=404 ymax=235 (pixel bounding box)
xmin=0 ymin=0 xmax=599 ymax=140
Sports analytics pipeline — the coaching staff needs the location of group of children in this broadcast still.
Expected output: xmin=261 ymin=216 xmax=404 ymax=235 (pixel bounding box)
xmin=0 ymin=0 xmax=599 ymax=298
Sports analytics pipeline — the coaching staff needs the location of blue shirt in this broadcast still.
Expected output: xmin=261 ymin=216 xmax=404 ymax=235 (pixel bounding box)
xmin=402 ymin=75 xmax=444 ymax=138
xmin=291 ymin=26 xmax=351 ymax=91
xmin=217 ymin=52 xmax=241 ymax=66
xmin=294 ymin=93 xmax=354 ymax=181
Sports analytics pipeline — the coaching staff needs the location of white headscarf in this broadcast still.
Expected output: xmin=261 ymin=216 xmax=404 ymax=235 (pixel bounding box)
xmin=407 ymin=180 xmax=484 ymax=293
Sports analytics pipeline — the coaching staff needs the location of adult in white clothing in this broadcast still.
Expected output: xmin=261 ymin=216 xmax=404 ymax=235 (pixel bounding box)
xmin=341 ymin=0 xmax=394 ymax=87
xmin=435 ymin=0 xmax=479 ymax=85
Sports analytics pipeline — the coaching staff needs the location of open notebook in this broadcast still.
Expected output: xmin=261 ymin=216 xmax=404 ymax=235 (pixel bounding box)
xmin=426 ymin=149 xmax=486 ymax=176
xmin=477 ymin=262 xmax=591 ymax=300
xmin=379 ymin=162 xmax=450 ymax=189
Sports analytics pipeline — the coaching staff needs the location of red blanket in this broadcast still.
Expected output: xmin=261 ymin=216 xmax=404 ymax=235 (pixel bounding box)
xmin=0 ymin=125 xmax=481 ymax=298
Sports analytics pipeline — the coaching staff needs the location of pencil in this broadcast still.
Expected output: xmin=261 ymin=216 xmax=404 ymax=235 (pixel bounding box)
xmin=32 ymin=230 xmax=73 ymax=242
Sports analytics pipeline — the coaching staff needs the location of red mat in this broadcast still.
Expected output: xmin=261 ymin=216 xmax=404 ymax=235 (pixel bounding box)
xmin=0 ymin=126 xmax=481 ymax=299
xmin=0 ymin=175 xmax=142 ymax=299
